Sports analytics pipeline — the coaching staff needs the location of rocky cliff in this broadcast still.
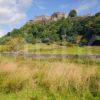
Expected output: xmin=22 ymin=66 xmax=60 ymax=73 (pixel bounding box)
xmin=28 ymin=12 xmax=67 ymax=24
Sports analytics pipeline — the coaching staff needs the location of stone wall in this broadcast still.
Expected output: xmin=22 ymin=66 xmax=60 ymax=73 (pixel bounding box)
xmin=28 ymin=12 xmax=68 ymax=24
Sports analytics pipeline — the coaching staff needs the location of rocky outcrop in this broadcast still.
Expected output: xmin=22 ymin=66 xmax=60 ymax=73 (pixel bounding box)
xmin=28 ymin=12 xmax=67 ymax=24
xmin=34 ymin=16 xmax=51 ymax=22
xmin=51 ymin=12 xmax=67 ymax=21
xmin=33 ymin=16 xmax=51 ymax=25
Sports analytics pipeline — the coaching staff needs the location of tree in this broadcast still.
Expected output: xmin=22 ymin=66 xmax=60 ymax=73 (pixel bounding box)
xmin=0 ymin=36 xmax=11 ymax=45
xmin=6 ymin=37 xmax=25 ymax=52
xmin=59 ymin=26 xmax=66 ymax=41
xmin=95 ymin=12 xmax=100 ymax=16
xmin=69 ymin=9 xmax=77 ymax=17
xmin=25 ymin=34 xmax=36 ymax=44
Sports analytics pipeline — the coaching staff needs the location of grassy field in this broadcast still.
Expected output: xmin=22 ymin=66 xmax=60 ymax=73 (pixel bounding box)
xmin=0 ymin=56 xmax=100 ymax=100
xmin=0 ymin=43 xmax=100 ymax=54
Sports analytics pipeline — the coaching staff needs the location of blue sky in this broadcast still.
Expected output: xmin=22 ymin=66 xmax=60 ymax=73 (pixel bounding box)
xmin=0 ymin=0 xmax=100 ymax=37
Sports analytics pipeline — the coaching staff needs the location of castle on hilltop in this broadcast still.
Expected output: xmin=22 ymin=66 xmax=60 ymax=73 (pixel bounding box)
xmin=51 ymin=12 xmax=67 ymax=21
xmin=28 ymin=12 xmax=68 ymax=24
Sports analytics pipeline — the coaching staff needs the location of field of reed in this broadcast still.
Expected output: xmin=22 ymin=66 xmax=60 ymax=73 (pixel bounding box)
xmin=0 ymin=56 xmax=100 ymax=100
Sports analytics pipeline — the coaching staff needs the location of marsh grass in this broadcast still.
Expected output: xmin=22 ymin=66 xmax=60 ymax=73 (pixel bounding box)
xmin=0 ymin=56 xmax=100 ymax=100
xmin=0 ymin=44 xmax=100 ymax=54
xmin=0 ymin=57 xmax=100 ymax=100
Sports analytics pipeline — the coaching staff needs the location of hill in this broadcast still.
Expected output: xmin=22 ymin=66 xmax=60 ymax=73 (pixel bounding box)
xmin=0 ymin=10 xmax=100 ymax=46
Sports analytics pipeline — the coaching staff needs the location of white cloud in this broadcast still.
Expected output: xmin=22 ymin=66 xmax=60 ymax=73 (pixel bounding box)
xmin=0 ymin=0 xmax=46 ymax=26
xmin=0 ymin=0 xmax=46 ymax=37
xmin=0 ymin=32 xmax=3 ymax=37
xmin=0 ymin=0 xmax=33 ymax=37
xmin=0 ymin=30 xmax=5 ymax=37
xmin=77 ymin=0 xmax=98 ymax=13
xmin=0 ymin=0 xmax=33 ymax=26
xmin=0 ymin=6 xmax=25 ymax=25
xmin=34 ymin=0 xmax=46 ymax=10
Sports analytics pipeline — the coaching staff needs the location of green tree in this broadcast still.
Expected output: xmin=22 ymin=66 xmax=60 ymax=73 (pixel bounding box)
xmin=25 ymin=34 xmax=36 ymax=44
xmin=95 ymin=12 xmax=100 ymax=16
xmin=69 ymin=9 xmax=77 ymax=17
xmin=6 ymin=37 xmax=25 ymax=52
xmin=9 ymin=29 xmax=23 ymax=37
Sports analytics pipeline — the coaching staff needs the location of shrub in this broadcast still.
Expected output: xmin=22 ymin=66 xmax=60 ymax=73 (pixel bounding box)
xmin=2 ymin=74 xmax=24 ymax=93
xmin=6 ymin=37 xmax=25 ymax=52
xmin=42 ymin=38 xmax=50 ymax=43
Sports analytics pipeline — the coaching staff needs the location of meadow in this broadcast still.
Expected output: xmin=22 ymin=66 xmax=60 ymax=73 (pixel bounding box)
xmin=0 ymin=55 xmax=100 ymax=100
xmin=0 ymin=3 xmax=100 ymax=100
xmin=0 ymin=43 xmax=100 ymax=54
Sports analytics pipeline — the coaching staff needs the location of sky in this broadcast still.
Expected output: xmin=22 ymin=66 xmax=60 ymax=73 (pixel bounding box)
xmin=0 ymin=0 xmax=100 ymax=37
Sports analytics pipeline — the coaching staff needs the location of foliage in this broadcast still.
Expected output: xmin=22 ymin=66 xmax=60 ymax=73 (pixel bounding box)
xmin=0 ymin=36 xmax=11 ymax=45
xmin=95 ymin=12 xmax=100 ymax=16
xmin=0 ymin=11 xmax=100 ymax=46
xmin=25 ymin=34 xmax=36 ymax=44
xmin=68 ymin=9 xmax=77 ymax=17
xmin=6 ymin=37 xmax=25 ymax=52
xmin=8 ymin=29 xmax=23 ymax=37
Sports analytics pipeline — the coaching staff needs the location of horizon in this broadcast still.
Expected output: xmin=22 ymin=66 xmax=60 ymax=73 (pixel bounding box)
xmin=0 ymin=0 xmax=100 ymax=37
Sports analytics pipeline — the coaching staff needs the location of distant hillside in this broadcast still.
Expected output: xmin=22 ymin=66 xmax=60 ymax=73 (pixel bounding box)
xmin=0 ymin=10 xmax=100 ymax=46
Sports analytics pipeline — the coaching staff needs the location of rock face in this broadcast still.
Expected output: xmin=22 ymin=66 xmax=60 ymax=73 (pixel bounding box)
xmin=51 ymin=12 xmax=67 ymax=21
xmin=34 ymin=16 xmax=51 ymax=22
xmin=33 ymin=16 xmax=51 ymax=25
xmin=28 ymin=12 xmax=67 ymax=24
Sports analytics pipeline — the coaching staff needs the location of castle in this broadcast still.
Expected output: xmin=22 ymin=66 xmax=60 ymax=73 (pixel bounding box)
xmin=51 ymin=12 xmax=67 ymax=21
xmin=28 ymin=12 xmax=67 ymax=24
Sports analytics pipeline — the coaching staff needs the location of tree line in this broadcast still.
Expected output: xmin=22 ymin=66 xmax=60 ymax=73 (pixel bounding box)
xmin=0 ymin=10 xmax=100 ymax=46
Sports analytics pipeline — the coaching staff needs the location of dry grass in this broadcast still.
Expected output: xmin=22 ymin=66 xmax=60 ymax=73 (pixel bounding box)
xmin=0 ymin=59 xmax=35 ymax=93
xmin=0 ymin=62 xmax=17 ymax=73
xmin=40 ymin=63 xmax=98 ymax=91
xmin=0 ymin=57 xmax=100 ymax=100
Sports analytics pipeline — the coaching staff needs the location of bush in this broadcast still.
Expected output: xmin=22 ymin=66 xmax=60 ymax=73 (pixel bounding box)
xmin=68 ymin=9 xmax=77 ymax=17
xmin=0 ymin=37 xmax=12 ymax=45
xmin=42 ymin=38 xmax=50 ymax=43
xmin=6 ymin=37 xmax=25 ymax=52
xmin=2 ymin=75 xmax=24 ymax=93
xmin=25 ymin=34 xmax=37 ymax=44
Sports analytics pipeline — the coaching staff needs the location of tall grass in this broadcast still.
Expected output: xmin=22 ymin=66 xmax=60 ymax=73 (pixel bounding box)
xmin=0 ymin=44 xmax=100 ymax=54
xmin=0 ymin=56 xmax=100 ymax=100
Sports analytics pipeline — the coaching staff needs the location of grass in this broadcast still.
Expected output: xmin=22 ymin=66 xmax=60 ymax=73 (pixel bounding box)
xmin=0 ymin=56 xmax=100 ymax=100
xmin=24 ymin=44 xmax=100 ymax=54
xmin=0 ymin=43 xmax=100 ymax=54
